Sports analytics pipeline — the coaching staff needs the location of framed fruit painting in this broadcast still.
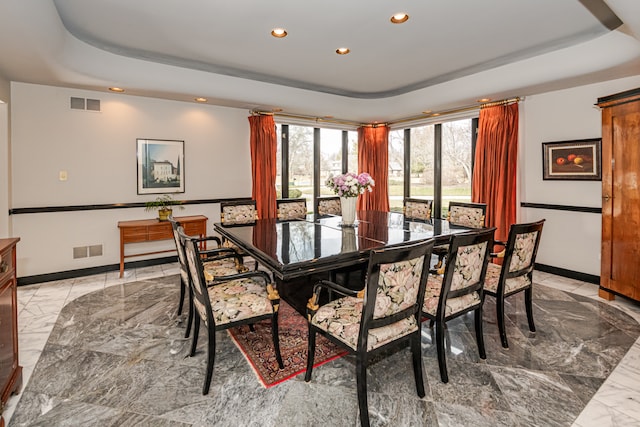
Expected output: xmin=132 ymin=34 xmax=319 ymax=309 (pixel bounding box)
xmin=542 ymin=138 xmax=601 ymax=180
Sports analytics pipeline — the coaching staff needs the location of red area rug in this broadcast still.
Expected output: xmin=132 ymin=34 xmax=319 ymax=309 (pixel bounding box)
xmin=228 ymin=301 xmax=348 ymax=388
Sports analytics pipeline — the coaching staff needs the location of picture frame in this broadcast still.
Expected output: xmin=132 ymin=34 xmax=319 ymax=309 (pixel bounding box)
xmin=137 ymin=138 xmax=185 ymax=194
xmin=542 ymin=138 xmax=601 ymax=181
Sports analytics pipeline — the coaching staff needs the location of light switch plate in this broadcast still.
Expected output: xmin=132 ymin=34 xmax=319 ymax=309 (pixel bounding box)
xmin=59 ymin=170 xmax=68 ymax=181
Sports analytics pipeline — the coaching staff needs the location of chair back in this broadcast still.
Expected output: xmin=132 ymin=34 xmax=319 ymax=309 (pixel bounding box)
xmin=503 ymin=219 xmax=545 ymax=279
xmin=437 ymin=228 xmax=495 ymax=317
xmin=180 ymin=227 xmax=215 ymax=328
xmin=316 ymin=196 xmax=341 ymax=217
xmin=359 ymin=239 xmax=435 ymax=345
xmin=277 ymin=198 xmax=307 ymax=221
xmin=404 ymin=197 xmax=433 ymax=221
xmin=220 ymin=200 xmax=257 ymax=226
xmin=447 ymin=201 xmax=486 ymax=228
xmin=168 ymin=216 xmax=190 ymax=287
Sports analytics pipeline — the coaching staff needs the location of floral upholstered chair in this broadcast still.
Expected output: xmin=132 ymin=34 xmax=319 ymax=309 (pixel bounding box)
xmin=276 ymin=198 xmax=307 ymax=221
xmin=315 ymin=196 xmax=341 ymax=217
xmin=433 ymin=201 xmax=487 ymax=270
xmin=305 ymin=239 xmax=435 ymax=427
xmin=422 ymin=228 xmax=495 ymax=383
xmin=169 ymin=217 xmax=248 ymax=338
xmin=219 ymin=200 xmax=260 ymax=267
xmin=180 ymin=227 xmax=284 ymax=395
xmin=220 ymin=200 xmax=258 ymax=226
xmin=403 ymin=197 xmax=433 ymax=221
xmin=484 ymin=219 xmax=545 ymax=348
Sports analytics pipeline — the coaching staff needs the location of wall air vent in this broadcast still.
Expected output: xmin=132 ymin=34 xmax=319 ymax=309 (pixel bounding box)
xmin=70 ymin=97 xmax=101 ymax=112
xmin=86 ymin=99 xmax=101 ymax=111
xmin=70 ymin=97 xmax=85 ymax=110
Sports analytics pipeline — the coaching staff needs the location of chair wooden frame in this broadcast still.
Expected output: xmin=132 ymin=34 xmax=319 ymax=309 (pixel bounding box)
xmin=446 ymin=201 xmax=487 ymax=228
xmin=315 ymin=195 xmax=341 ymax=218
xmin=276 ymin=198 xmax=308 ymax=221
xmin=180 ymin=227 xmax=284 ymax=395
xmin=305 ymin=239 xmax=435 ymax=427
xmin=168 ymin=216 xmax=244 ymax=338
xmin=423 ymin=228 xmax=495 ymax=383
xmin=403 ymin=197 xmax=433 ymax=221
xmin=220 ymin=200 xmax=258 ymax=227
xmin=484 ymin=219 xmax=545 ymax=348
xmin=433 ymin=201 xmax=487 ymax=270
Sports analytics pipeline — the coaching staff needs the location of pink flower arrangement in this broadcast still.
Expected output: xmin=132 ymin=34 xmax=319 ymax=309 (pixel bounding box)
xmin=325 ymin=172 xmax=375 ymax=198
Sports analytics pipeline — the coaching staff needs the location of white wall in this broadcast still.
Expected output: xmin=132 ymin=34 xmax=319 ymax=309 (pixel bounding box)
xmin=0 ymin=74 xmax=9 ymax=236
xmin=10 ymin=82 xmax=251 ymax=277
xmin=519 ymin=75 xmax=640 ymax=276
xmin=8 ymin=76 xmax=640 ymax=279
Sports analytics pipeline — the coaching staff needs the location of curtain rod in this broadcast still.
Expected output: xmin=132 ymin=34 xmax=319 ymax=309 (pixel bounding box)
xmin=251 ymin=96 xmax=522 ymax=128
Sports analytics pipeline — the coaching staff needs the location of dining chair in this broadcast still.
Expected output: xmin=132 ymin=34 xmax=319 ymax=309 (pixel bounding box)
xmin=484 ymin=219 xmax=545 ymax=348
xmin=305 ymin=238 xmax=436 ymax=427
xmin=169 ymin=216 xmax=247 ymax=338
xmin=219 ymin=200 xmax=260 ymax=269
xmin=422 ymin=227 xmax=495 ymax=383
xmin=403 ymin=197 xmax=433 ymax=221
xmin=433 ymin=201 xmax=487 ymax=271
xmin=276 ymin=198 xmax=307 ymax=221
xmin=180 ymin=227 xmax=284 ymax=395
xmin=315 ymin=196 xmax=341 ymax=217
xmin=220 ymin=200 xmax=258 ymax=226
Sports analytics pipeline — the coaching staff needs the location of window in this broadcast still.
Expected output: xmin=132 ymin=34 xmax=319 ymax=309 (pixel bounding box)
xmin=409 ymin=125 xmax=435 ymax=199
xmin=288 ymin=125 xmax=314 ymax=208
xmin=319 ymin=129 xmax=342 ymax=195
xmin=388 ymin=129 xmax=405 ymax=212
xmin=441 ymin=119 xmax=473 ymax=214
xmin=276 ymin=125 xmax=357 ymax=213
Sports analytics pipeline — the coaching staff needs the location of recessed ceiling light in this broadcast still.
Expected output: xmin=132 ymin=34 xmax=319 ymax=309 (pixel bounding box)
xmin=272 ymin=108 xmax=283 ymax=112
xmin=336 ymin=47 xmax=350 ymax=55
xmin=390 ymin=13 xmax=409 ymax=24
xmin=422 ymin=110 xmax=433 ymax=115
xmin=271 ymin=28 xmax=288 ymax=38
xmin=195 ymin=97 xmax=207 ymax=103
xmin=323 ymin=115 xmax=334 ymax=119
xmin=432 ymin=113 xmax=441 ymax=116
xmin=109 ymin=87 xmax=125 ymax=93
xmin=477 ymin=98 xmax=492 ymax=103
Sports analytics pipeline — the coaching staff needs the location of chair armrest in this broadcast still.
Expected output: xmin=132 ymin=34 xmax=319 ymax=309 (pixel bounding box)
xmin=490 ymin=240 xmax=507 ymax=258
xmin=193 ymin=235 xmax=222 ymax=247
xmin=306 ymin=279 xmax=360 ymax=321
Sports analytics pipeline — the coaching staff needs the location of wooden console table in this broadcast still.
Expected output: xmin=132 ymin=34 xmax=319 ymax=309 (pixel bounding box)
xmin=118 ymin=215 xmax=207 ymax=277
xmin=0 ymin=238 xmax=21 ymax=427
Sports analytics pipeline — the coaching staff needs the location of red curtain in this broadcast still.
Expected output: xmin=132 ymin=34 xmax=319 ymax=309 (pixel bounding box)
xmin=248 ymin=115 xmax=277 ymax=219
xmin=357 ymin=125 xmax=390 ymax=212
xmin=472 ymin=103 xmax=519 ymax=243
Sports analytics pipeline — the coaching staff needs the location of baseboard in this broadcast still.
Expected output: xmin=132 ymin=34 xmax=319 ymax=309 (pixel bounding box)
xmin=534 ymin=263 xmax=600 ymax=285
xmin=17 ymin=256 xmax=177 ymax=286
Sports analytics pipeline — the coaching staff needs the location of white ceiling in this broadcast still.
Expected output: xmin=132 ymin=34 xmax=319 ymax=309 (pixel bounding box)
xmin=0 ymin=0 xmax=639 ymax=123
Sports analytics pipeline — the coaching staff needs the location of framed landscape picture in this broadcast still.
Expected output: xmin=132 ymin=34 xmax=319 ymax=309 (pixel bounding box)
xmin=542 ymin=138 xmax=601 ymax=181
xmin=137 ymin=139 xmax=185 ymax=194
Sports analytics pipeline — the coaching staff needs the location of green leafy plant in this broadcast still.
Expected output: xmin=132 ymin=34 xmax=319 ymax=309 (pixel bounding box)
xmin=145 ymin=194 xmax=184 ymax=220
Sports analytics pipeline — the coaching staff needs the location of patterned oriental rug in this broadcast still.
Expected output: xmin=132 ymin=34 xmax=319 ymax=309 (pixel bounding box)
xmin=228 ymin=300 xmax=347 ymax=388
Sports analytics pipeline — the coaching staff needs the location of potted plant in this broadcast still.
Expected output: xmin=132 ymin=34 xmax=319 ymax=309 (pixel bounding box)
xmin=145 ymin=194 xmax=184 ymax=221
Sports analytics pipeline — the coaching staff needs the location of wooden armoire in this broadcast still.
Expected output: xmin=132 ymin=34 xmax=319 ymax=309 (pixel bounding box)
xmin=597 ymin=88 xmax=640 ymax=302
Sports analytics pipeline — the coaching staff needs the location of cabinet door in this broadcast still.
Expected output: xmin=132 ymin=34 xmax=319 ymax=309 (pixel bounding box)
xmin=601 ymin=98 xmax=640 ymax=300
xmin=0 ymin=280 xmax=16 ymax=394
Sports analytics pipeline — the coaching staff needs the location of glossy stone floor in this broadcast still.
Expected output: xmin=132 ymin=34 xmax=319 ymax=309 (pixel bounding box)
xmin=5 ymin=265 xmax=640 ymax=426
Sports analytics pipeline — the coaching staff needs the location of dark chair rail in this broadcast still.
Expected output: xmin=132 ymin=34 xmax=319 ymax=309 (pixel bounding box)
xmin=9 ymin=197 xmax=252 ymax=215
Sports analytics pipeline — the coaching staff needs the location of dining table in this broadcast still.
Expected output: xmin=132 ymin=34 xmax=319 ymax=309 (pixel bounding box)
xmin=213 ymin=210 xmax=473 ymax=313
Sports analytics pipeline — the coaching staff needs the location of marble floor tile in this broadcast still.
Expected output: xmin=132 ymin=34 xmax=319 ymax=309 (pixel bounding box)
xmin=4 ymin=264 xmax=640 ymax=427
